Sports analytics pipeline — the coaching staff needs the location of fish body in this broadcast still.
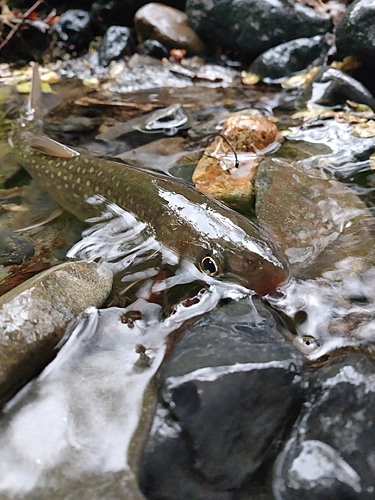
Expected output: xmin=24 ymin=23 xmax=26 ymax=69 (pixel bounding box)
xmin=11 ymin=69 xmax=288 ymax=295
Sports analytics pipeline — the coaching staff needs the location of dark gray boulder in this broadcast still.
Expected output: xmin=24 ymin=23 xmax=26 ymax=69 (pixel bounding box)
xmin=139 ymin=297 xmax=306 ymax=499
xmin=185 ymin=0 xmax=332 ymax=56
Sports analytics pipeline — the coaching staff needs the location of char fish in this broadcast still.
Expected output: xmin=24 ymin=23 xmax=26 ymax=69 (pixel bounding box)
xmin=10 ymin=64 xmax=288 ymax=295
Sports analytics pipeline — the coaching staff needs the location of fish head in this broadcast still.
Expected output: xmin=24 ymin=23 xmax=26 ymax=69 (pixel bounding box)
xmin=196 ymin=245 xmax=289 ymax=296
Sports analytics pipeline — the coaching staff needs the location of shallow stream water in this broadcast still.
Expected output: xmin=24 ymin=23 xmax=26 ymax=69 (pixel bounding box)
xmin=1 ymin=67 xmax=375 ymax=498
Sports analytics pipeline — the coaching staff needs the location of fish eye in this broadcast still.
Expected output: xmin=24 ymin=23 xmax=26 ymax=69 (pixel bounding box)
xmin=199 ymin=255 xmax=220 ymax=276
xmin=246 ymin=258 xmax=260 ymax=272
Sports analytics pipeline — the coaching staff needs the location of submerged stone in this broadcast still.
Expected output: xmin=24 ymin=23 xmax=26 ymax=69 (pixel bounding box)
xmin=273 ymin=354 xmax=375 ymax=500
xmin=139 ymin=297 xmax=305 ymax=499
xmin=0 ymin=230 xmax=35 ymax=266
xmin=0 ymin=261 xmax=113 ymax=406
xmin=255 ymin=154 xmax=375 ymax=278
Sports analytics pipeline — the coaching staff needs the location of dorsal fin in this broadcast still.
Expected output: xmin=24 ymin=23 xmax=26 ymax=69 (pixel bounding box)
xmin=27 ymin=135 xmax=80 ymax=158
xmin=27 ymin=62 xmax=43 ymax=121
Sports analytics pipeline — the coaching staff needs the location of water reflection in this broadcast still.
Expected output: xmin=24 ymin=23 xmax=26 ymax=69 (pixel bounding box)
xmin=0 ymin=199 xmax=250 ymax=499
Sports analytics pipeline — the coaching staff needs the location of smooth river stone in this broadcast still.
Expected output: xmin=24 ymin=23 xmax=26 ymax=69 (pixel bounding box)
xmin=273 ymin=354 xmax=375 ymax=500
xmin=255 ymin=156 xmax=375 ymax=279
xmin=0 ymin=261 xmax=113 ymax=406
xmin=139 ymin=297 xmax=305 ymax=499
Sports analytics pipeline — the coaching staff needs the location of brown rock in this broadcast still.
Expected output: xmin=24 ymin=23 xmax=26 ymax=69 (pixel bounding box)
xmin=134 ymin=3 xmax=205 ymax=55
xmin=192 ymin=114 xmax=281 ymax=215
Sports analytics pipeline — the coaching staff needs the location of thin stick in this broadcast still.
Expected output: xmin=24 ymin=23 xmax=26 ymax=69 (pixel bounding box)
xmin=0 ymin=0 xmax=44 ymax=50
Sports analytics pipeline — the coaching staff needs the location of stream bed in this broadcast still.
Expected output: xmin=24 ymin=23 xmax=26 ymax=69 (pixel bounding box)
xmin=0 ymin=56 xmax=375 ymax=499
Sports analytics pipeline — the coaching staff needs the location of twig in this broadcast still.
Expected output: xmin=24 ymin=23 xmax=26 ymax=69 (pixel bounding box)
xmin=0 ymin=0 xmax=44 ymax=50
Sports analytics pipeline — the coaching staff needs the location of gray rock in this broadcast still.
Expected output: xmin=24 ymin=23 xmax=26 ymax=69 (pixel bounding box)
xmin=273 ymin=354 xmax=375 ymax=500
xmin=255 ymin=156 xmax=375 ymax=278
xmin=98 ymin=25 xmax=136 ymax=67
xmin=0 ymin=261 xmax=113 ymax=406
xmin=249 ymin=35 xmax=328 ymax=82
xmin=299 ymin=67 xmax=375 ymax=110
xmin=139 ymin=297 xmax=305 ymax=499
xmin=185 ymin=0 xmax=332 ymax=56
xmin=0 ymin=230 xmax=35 ymax=266
xmin=336 ymin=0 xmax=375 ymax=63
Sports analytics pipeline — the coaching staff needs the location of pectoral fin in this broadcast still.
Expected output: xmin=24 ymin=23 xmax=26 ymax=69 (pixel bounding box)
xmin=27 ymin=135 xmax=80 ymax=158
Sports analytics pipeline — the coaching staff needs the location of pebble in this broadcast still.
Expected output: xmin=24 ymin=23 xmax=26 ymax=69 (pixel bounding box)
xmin=140 ymin=39 xmax=170 ymax=60
xmin=0 ymin=261 xmax=113 ymax=406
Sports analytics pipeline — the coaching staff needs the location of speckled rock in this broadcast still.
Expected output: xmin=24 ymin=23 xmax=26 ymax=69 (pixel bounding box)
xmin=98 ymin=25 xmax=136 ymax=66
xmin=0 ymin=230 xmax=35 ymax=266
xmin=139 ymin=297 xmax=305 ymax=499
xmin=273 ymin=354 xmax=375 ymax=500
xmin=249 ymin=35 xmax=328 ymax=82
xmin=185 ymin=0 xmax=332 ymax=56
xmin=0 ymin=261 xmax=113 ymax=406
xmin=134 ymin=3 xmax=205 ymax=55
xmin=51 ymin=9 xmax=92 ymax=52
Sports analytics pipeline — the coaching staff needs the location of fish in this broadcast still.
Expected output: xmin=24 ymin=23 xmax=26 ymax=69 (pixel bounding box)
xmin=10 ymin=64 xmax=288 ymax=296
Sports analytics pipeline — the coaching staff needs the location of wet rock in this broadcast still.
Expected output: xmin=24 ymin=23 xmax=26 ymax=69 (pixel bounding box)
xmin=98 ymin=25 xmax=136 ymax=66
xmin=273 ymin=354 xmax=375 ymax=500
xmin=51 ymin=9 xmax=92 ymax=52
xmin=0 ymin=146 xmax=24 ymax=188
xmin=92 ymin=0 xmax=187 ymax=27
xmin=140 ymin=39 xmax=169 ymax=59
xmin=336 ymin=0 xmax=375 ymax=64
xmin=192 ymin=113 xmax=281 ymax=215
xmin=255 ymin=155 xmax=375 ymax=278
xmin=249 ymin=35 xmax=329 ymax=83
xmin=134 ymin=3 xmax=205 ymax=55
xmin=185 ymin=0 xmax=332 ymax=56
xmin=0 ymin=261 xmax=113 ymax=406
xmin=139 ymin=297 xmax=306 ymax=499
xmin=300 ymin=67 xmax=375 ymax=110
xmin=0 ymin=230 xmax=35 ymax=266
